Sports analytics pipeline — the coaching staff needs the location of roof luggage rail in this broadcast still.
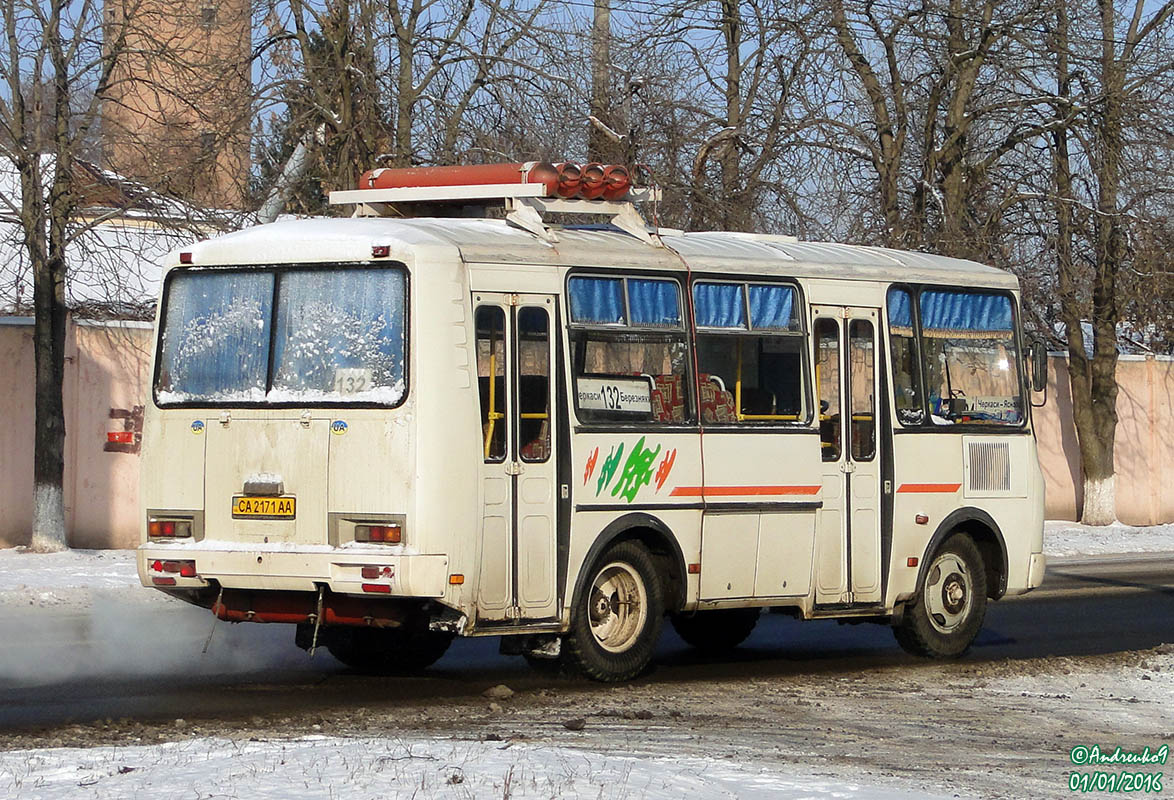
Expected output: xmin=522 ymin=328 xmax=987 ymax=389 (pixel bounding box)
xmin=327 ymin=161 xmax=662 ymax=245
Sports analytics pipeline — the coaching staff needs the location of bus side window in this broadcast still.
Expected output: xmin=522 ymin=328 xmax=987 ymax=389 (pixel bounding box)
xmin=849 ymin=319 xmax=875 ymax=461
xmin=886 ymin=287 xmax=925 ymax=425
xmin=476 ymin=306 xmax=507 ymax=462
xmin=693 ymin=281 xmax=807 ymax=425
xmin=518 ymin=307 xmax=550 ymax=462
xmin=815 ymin=317 xmax=841 ymax=461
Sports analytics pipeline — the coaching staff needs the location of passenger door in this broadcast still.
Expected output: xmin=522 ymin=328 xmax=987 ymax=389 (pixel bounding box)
xmin=813 ymin=306 xmax=882 ymax=605
xmin=473 ymin=294 xmax=559 ymax=623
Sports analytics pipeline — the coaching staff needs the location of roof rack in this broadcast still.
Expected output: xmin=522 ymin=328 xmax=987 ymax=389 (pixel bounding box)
xmin=326 ymin=162 xmax=663 ymax=245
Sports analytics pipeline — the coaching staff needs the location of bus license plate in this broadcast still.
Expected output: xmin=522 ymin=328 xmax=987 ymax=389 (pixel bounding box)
xmin=232 ymin=496 xmax=296 ymax=519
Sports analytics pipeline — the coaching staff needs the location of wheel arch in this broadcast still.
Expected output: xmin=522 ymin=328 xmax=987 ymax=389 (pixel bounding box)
xmin=918 ymin=508 xmax=1008 ymax=599
xmin=571 ymin=513 xmax=687 ymax=614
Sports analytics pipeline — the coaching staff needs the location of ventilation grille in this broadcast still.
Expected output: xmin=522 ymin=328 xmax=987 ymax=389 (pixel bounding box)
xmin=968 ymin=441 xmax=1011 ymax=493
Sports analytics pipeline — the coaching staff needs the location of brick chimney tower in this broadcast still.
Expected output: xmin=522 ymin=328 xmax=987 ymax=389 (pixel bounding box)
xmin=102 ymin=0 xmax=251 ymax=209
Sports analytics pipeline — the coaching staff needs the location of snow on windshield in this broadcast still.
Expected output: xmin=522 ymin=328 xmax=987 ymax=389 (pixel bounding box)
xmin=156 ymin=272 xmax=273 ymax=402
xmin=271 ymin=269 xmax=406 ymax=402
xmin=155 ymin=267 xmax=407 ymax=405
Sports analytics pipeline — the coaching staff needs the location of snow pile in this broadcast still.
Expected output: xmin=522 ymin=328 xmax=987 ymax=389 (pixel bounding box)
xmin=0 ymin=736 xmax=939 ymax=800
xmin=1044 ymin=521 xmax=1174 ymax=558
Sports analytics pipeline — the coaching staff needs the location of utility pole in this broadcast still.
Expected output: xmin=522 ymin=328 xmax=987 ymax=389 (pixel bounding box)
xmin=588 ymin=0 xmax=621 ymax=163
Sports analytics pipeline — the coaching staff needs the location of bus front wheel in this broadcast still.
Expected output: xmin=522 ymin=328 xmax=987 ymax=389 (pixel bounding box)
xmin=894 ymin=533 xmax=987 ymax=658
xmin=562 ymin=541 xmax=664 ymax=682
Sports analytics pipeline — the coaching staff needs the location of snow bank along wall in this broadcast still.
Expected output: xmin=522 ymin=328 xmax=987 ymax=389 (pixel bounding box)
xmin=0 ymin=318 xmax=151 ymax=549
xmin=0 ymin=320 xmax=1170 ymax=548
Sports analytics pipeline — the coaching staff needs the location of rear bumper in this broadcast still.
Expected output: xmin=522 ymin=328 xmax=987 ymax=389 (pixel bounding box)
xmin=138 ymin=545 xmax=449 ymax=598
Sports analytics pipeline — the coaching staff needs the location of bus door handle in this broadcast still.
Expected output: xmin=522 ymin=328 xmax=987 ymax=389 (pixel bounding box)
xmin=840 ymin=461 xmax=856 ymax=474
xmin=505 ymin=461 xmax=523 ymax=476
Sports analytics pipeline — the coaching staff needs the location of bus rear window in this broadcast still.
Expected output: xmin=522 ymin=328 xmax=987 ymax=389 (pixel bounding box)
xmin=155 ymin=266 xmax=407 ymax=406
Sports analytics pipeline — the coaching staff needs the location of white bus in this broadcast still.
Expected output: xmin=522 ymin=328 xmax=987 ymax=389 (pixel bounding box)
xmin=139 ymin=164 xmax=1048 ymax=681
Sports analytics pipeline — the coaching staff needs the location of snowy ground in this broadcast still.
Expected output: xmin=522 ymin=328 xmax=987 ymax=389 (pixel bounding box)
xmin=0 ymin=529 xmax=1171 ymax=799
xmin=0 ymin=735 xmax=934 ymax=800
xmin=1044 ymin=520 xmax=1174 ymax=558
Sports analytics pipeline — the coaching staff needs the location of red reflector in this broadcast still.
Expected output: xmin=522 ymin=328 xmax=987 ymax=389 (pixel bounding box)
xmin=152 ymin=577 xmax=177 ymax=586
xmin=915 ymin=514 xmax=929 ymax=525
xmin=687 ymin=563 xmax=701 ymax=575
xmin=178 ymin=562 xmax=197 ymax=578
xmin=361 ymin=583 xmax=391 ymax=594
xmin=107 ymin=431 xmax=134 ymax=444
xmin=361 ymin=566 xmax=380 ymax=579
xmin=179 ymin=252 xmax=192 ymax=264
xmin=151 ymin=560 xmax=163 ymax=572
xmin=907 ymin=557 xmax=919 ymax=568
xmin=371 ymin=245 xmax=390 ymax=258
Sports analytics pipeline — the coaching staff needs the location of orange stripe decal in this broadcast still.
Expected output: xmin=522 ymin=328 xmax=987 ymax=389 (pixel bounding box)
xmin=670 ymin=485 xmax=821 ymax=497
xmin=896 ymin=483 xmax=962 ymax=494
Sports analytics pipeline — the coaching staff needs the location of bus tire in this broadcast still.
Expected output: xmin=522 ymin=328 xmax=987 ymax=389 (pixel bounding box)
xmin=562 ymin=541 xmax=664 ymax=682
xmin=670 ymin=608 xmax=760 ymax=652
xmin=894 ymin=533 xmax=987 ymax=659
xmin=322 ymin=627 xmax=453 ymax=674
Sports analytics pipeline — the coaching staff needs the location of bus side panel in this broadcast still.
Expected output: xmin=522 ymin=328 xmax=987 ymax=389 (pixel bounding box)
xmin=565 ymin=431 xmax=702 ymax=613
xmin=887 ymin=432 xmax=966 ymax=603
xmin=410 ymin=250 xmax=482 ymax=615
xmin=887 ymin=430 xmax=1043 ymax=605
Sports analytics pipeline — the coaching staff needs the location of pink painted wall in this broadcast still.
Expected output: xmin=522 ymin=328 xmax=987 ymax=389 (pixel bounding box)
xmin=0 ymin=319 xmax=151 ymax=549
xmin=1032 ymin=355 xmax=1174 ymax=525
xmin=0 ymin=322 xmax=37 ymax=546
xmin=1 ymin=322 xmax=1172 ymax=549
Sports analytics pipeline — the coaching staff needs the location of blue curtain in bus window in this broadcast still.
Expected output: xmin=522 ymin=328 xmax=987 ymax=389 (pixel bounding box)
xmin=157 ymin=271 xmax=273 ymax=401
xmin=748 ymin=284 xmax=796 ymax=330
xmin=271 ymin=268 xmax=406 ymax=401
xmin=920 ymin=290 xmax=1012 ymax=334
xmin=693 ymin=282 xmax=747 ymax=328
xmin=628 ymin=278 xmax=680 ymax=326
xmin=887 ymin=287 xmax=913 ymax=329
xmin=569 ymin=277 xmax=625 ymax=324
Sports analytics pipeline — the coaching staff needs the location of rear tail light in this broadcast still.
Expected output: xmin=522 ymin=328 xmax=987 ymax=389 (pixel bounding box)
xmin=355 ymin=524 xmax=402 ymax=544
xmin=149 ymin=559 xmax=197 ymax=578
xmin=148 ymin=517 xmax=192 ymax=538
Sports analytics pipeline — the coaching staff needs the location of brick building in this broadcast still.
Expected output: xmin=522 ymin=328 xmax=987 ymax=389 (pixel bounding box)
xmin=102 ymin=0 xmax=251 ymax=209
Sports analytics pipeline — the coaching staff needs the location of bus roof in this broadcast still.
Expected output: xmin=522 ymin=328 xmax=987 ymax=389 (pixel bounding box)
xmin=176 ymin=216 xmax=1019 ymax=290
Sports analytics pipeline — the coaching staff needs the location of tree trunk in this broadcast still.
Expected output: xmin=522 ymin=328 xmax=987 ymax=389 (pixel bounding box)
xmin=30 ymin=252 xmax=69 ymax=552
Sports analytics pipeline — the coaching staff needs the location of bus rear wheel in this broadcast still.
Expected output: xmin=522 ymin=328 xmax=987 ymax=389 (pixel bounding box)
xmin=562 ymin=541 xmax=664 ymax=682
xmin=320 ymin=627 xmax=454 ymax=674
xmin=894 ymin=533 xmax=987 ymax=659
xmin=671 ymin=608 xmax=760 ymax=652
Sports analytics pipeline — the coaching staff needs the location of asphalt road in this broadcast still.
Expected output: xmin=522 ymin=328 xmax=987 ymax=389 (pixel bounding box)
xmin=0 ymin=554 xmax=1171 ymax=732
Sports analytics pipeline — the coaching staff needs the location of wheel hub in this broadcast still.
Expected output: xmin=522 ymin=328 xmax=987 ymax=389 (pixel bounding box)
xmin=587 ymin=561 xmax=648 ymax=654
xmin=924 ymin=553 xmax=972 ymax=634
xmin=941 ymin=573 xmax=967 ymax=614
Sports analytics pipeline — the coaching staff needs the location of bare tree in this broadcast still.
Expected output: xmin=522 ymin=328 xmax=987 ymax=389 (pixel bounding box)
xmin=1052 ymin=0 xmax=1174 ymax=523
xmin=0 ymin=0 xmax=130 ymax=550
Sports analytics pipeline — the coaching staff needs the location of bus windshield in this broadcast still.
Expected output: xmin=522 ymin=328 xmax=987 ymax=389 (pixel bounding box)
xmin=155 ymin=266 xmax=407 ymax=406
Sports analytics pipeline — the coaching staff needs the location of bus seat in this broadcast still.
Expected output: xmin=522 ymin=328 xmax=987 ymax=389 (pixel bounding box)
xmin=650 ymin=373 xmax=686 ymax=423
xmin=699 ymin=373 xmax=735 ymax=423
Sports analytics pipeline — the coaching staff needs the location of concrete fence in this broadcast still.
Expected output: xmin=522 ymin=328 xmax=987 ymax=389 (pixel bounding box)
xmin=0 ymin=318 xmax=152 ymax=549
xmin=0 ymin=316 xmax=1170 ymax=549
